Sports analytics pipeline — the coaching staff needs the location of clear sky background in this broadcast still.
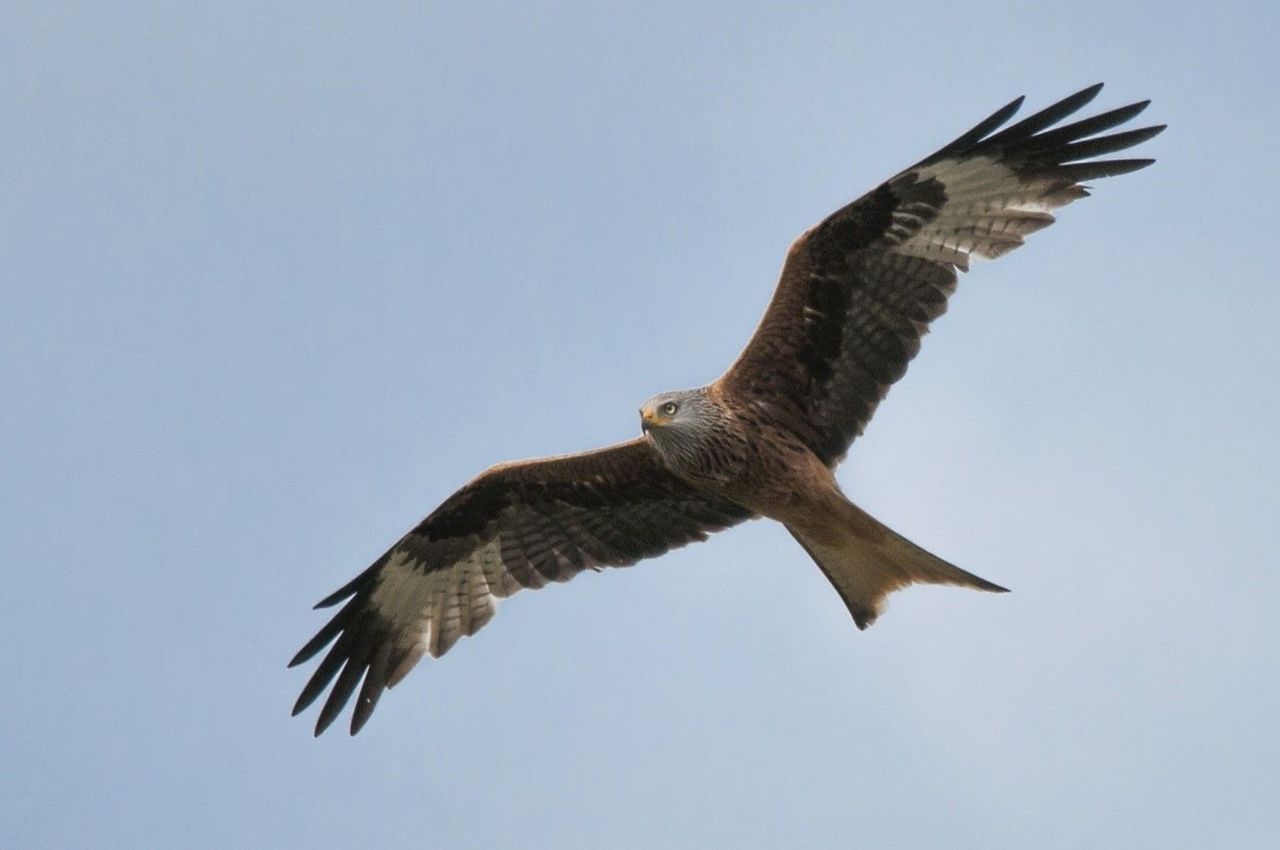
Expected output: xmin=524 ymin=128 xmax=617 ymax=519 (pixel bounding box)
xmin=3 ymin=3 xmax=1277 ymax=848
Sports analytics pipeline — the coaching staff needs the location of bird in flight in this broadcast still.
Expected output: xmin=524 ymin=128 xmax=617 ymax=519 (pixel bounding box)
xmin=291 ymin=83 xmax=1162 ymax=735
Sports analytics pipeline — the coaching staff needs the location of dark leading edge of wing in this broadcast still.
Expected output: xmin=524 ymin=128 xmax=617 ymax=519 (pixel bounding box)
xmin=719 ymin=83 xmax=1164 ymax=465
xmin=289 ymin=439 xmax=752 ymax=735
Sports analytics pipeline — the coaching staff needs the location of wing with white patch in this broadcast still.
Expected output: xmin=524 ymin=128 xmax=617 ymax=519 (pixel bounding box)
xmin=720 ymin=83 xmax=1163 ymax=465
xmin=289 ymin=438 xmax=752 ymax=735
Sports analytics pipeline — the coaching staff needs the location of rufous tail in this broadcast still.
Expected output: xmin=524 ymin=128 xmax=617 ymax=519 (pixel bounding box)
xmin=787 ymin=498 xmax=1007 ymax=629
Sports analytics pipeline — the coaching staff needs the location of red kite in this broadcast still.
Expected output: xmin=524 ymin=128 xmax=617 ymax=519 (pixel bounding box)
xmin=291 ymin=84 xmax=1162 ymax=735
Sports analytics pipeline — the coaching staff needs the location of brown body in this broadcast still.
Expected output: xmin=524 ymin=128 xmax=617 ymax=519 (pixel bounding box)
xmin=646 ymin=381 xmax=1005 ymax=630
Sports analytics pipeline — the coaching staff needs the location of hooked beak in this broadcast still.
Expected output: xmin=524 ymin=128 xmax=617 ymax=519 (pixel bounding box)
xmin=640 ymin=406 xmax=657 ymax=433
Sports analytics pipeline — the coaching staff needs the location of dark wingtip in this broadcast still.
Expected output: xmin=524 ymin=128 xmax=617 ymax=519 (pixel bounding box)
xmin=288 ymin=600 xmax=355 ymax=669
xmin=984 ymin=83 xmax=1108 ymax=148
xmin=909 ymin=84 xmax=1156 ymax=171
xmin=997 ymin=94 xmax=1027 ymax=122
xmin=315 ymin=588 xmax=350 ymax=609
xmin=1047 ymin=82 xmax=1106 ymax=118
xmin=1068 ymin=82 xmax=1105 ymax=108
xmin=314 ymin=707 xmax=340 ymax=737
xmin=349 ymin=689 xmax=377 ymax=736
xmin=291 ymin=675 xmax=325 ymax=716
xmin=314 ymin=553 xmax=389 ymax=609
xmin=979 ymin=94 xmax=1026 ymax=136
xmin=915 ymin=94 xmax=1025 ymax=166
xmin=1093 ymin=157 xmax=1159 ymax=176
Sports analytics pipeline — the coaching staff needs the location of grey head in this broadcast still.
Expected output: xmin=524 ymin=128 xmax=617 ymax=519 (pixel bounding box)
xmin=638 ymin=387 xmax=727 ymax=474
xmin=639 ymin=388 xmax=706 ymax=433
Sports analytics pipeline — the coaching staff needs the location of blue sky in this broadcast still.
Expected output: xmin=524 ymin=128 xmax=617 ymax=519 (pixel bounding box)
xmin=3 ymin=2 xmax=1277 ymax=848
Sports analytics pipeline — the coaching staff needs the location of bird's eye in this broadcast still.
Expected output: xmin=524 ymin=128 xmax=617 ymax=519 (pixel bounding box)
xmin=661 ymin=402 xmax=678 ymax=416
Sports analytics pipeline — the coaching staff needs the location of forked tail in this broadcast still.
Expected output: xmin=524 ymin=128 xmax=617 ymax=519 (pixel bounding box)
xmin=788 ymin=499 xmax=1007 ymax=629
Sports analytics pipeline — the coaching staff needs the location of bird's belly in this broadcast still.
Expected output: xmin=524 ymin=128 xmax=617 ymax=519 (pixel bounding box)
xmin=705 ymin=434 xmax=842 ymax=528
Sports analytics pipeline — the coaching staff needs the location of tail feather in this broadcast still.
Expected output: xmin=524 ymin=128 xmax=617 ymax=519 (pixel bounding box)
xmin=788 ymin=500 xmax=1006 ymax=629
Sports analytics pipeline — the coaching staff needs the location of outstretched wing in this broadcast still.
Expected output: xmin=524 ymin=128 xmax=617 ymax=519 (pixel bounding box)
xmin=718 ymin=83 xmax=1163 ymax=465
xmin=289 ymin=438 xmax=751 ymax=735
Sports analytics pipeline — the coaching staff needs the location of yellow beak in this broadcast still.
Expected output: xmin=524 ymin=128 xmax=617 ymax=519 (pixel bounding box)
xmin=640 ymin=406 xmax=658 ymax=432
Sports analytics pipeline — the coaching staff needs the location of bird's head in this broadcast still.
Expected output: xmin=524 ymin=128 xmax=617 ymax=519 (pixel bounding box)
xmin=639 ymin=388 xmax=731 ymax=474
xmin=639 ymin=389 xmax=716 ymax=436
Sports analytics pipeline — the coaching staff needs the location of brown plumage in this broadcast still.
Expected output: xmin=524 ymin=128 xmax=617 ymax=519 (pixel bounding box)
xmin=291 ymin=83 xmax=1163 ymax=735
